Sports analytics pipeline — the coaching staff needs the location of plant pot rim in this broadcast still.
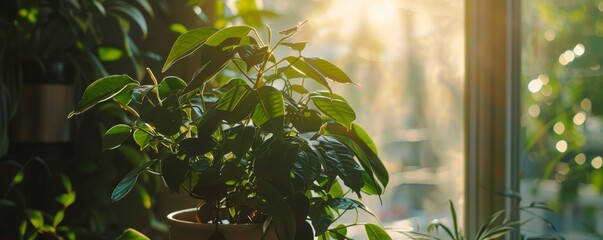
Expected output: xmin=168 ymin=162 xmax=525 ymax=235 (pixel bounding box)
xmin=167 ymin=208 xmax=263 ymax=228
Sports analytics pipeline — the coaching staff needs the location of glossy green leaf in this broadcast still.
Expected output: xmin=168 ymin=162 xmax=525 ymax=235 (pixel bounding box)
xmin=252 ymin=86 xmax=284 ymax=134
xmin=114 ymin=228 xmax=150 ymax=240
xmin=328 ymin=135 xmax=383 ymax=194
xmin=309 ymin=202 xmax=333 ymax=236
xmin=158 ymin=76 xmax=187 ymax=98
xmin=365 ymin=224 xmax=391 ymax=240
xmin=103 ymin=124 xmax=132 ymax=151
xmin=131 ymin=85 xmax=154 ymax=102
xmin=304 ymin=57 xmax=353 ymax=83
xmin=25 ymin=210 xmax=44 ymax=229
xmin=311 ymin=95 xmax=356 ymax=128
xmin=254 ymin=140 xmax=299 ymax=193
xmin=284 ymin=56 xmax=330 ymax=91
xmin=318 ymin=136 xmax=364 ymax=194
xmin=162 ymin=27 xmax=218 ymax=72
xmin=204 ymin=25 xmax=253 ymax=46
xmin=162 ymin=155 xmax=189 ymax=193
xmin=133 ymin=128 xmax=153 ymax=150
xmin=98 ymin=46 xmax=124 ymax=61
xmin=184 ymin=42 xmax=237 ymax=93
xmin=216 ymin=79 xmax=251 ymax=112
xmin=70 ymin=75 xmax=138 ymax=117
xmin=227 ymin=125 xmax=256 ymax=158
xmin=112 ymin=84 xmax=137 ymax=105
xmin=111 ymin=160 xmax=157 ymax=202
xmin=293 ymin=149 xmax=321 ymax=186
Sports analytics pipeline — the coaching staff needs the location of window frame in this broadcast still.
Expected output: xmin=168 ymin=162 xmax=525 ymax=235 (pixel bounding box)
xmin=464 ymin=0 xmax=521 ymax=238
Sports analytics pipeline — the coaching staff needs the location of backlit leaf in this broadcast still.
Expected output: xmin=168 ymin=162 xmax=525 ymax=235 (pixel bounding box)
xmin=252 ymin=86 xmax=284 ymax=135
xmin=70 ymin=75 xmax=138 ymax=117
xmin=111 ymin=160 xmax=157 ymax=202
xmin=365 ymin=224 xmax=391 ymax=240
xmin=98 ymin=46 xmax=124 ymax=61
xmin=162 ymin=27 xmax=218 ymax=72
xmin=114 ymin=228 xmax=150 ymax=240
xmin=158 ymin=76 xmax=187 ymax=98
xmin=304 ymin=57 xmax=353 ymax=83
xmin=311 ymin=95 xmax=356 ymax=128
xmin=25 ymin=210 xmax=44 ymax=229
xmin=103 ymin=124 xmax=132 ymax=150
xmin=204 ymin=25 xmax=253 ymax=46
xmin=285 ymin=56 xmax=330 ymax=91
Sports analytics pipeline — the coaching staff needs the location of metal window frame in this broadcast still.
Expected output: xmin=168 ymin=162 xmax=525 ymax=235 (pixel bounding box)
xmin=465 ymin=0 xmax=521 ymax=238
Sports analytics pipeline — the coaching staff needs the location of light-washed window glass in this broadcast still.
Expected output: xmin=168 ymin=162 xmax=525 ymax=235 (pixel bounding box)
xmin=522 ymin=0 xmax=603 ymax=238
xmin=265 ymin=0 xmax=465 ymax=236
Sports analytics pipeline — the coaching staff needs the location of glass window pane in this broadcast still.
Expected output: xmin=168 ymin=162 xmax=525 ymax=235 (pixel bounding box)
xmin=268 ymin=0 xmax=464 ymax=236
xmin=522 ymin=0 xmax=603 ymax=238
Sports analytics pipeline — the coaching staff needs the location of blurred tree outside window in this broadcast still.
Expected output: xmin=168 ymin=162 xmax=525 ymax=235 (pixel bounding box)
xmin=522 ymin=0 xmax=603 ymax=238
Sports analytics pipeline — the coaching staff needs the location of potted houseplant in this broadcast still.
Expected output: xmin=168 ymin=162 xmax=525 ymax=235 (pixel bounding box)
xmin=69 ymin=21 xmax=390 ymax=239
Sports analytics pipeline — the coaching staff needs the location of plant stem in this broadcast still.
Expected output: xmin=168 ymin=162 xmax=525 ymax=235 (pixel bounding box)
xmin=146 ymin=67 xmax=162 ymax=106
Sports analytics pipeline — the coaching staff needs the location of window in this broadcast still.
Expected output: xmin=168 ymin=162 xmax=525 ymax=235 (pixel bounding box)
xmin=267 ymin=0 xmax=465 ymax=236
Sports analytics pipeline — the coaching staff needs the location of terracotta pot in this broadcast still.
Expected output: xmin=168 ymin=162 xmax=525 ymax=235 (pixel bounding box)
xmin=167 ymin=208 xmax=277 ymax=240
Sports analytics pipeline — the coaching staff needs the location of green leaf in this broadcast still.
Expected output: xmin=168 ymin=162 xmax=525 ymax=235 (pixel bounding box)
xmin=111 ymin=160 xmax=157 ymax=202
xmin=60 ymin=174 xmax=72 ymax=192
xmin=311 ymin=95 xmax=356 ymax=128
xmin=318 ymin=136 xmax=364 ymax=194
xmin=142 ymin=107 xmax=182 ymax=136
xmin=328 ymin=135 xmax=382 ymax=194
xmin=162 ymin=155 xmax=189 ymax=193
xmin=282 ymin=42 xmax=308 ymax=52
xmin=158 ymin=76 xmax=187 ymax=98
xmin=216 ymin=79 xmax=251 ymax=112
xmin=253 ymin=180 xmax=296 ymax=240
xmin=133 ymin=128 xmax=153 ymax=150
xmin=98 ymin=46 xmax=124 ymax=61
xmin=309 ymin=202 xmax=333 ymax=236
xmin=329 ymin=224 xmax=347 ymax=239
xmin=53 ymin=210 xmax=64 ymax=227
xmin=184 ymin=41 xmax=237 ymax=93
xmin=103 ymin=124 xmax=132 ymax=151
xmin=293 ymin=149 xmax=321 ymax=186
xmin=109 ymin=2 xmax=148 ymax=38
xmin=290 ymin=84 xmax=309 ymax=94
xmin=284 ymin=56 xmax=330 ymax=91
xmin=226 ymin=125 xmax=256 ymax=158
xmin=179 ymin=136 xmax=216 ymax=157
xmin=204 ymin=25 xmax=253 ymax=46
xmin=113 ymin=228 xmax=150 ymax=240
xmin=170 ymin=23 xmax=188 ymax=34
xmin=254 ymin=139 xmax=299 ymax=193
xmin=25 ymin=210 xmax=44 ymax=229
xmin=365 ymin=224 xmax=391 ymax=240
xmin=251 ymin=86 xmax=284 ymax=135
xmin=112 ymin=84 xmax=137 ymax=105
xmin=162 ymin=27 xmax=218 ymax=72
xmin=11 ymin=170 xmax=24 ymax=185
xmin=133 ymin=0 xmax=153 ymax=17
xmin=131 ymin=85 xmax=154 ymax=103
xmin=304 ymin=57 xmax=353 ymax=83
xmin=70 ymin=75 xmax=138 ymax=117
xmin=56 ymin=192 xmax=76 ymax=207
